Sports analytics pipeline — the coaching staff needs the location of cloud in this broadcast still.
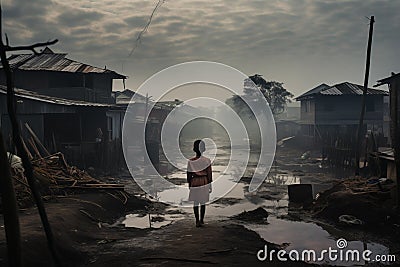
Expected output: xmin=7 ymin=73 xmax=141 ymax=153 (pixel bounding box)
xmin=56 ymin=7 xmax=104 ymax=28
xmin=1 ymin=0 xmax=399 ymax=95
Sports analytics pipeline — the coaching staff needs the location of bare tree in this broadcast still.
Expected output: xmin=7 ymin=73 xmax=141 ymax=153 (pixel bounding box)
xmin=0 ymin=5 xmax=59 ymax=266
xmin=0 ymin=132 xmax=21 ymax=267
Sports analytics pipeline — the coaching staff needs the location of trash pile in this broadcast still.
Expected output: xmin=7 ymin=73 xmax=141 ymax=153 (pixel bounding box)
xmin=232 ymin=207 xmax=269 ymax=223
xmin=9 ymin=152 xmax=124 ymax=208
xmin=311 ymin=177 xmax=395 ymax=225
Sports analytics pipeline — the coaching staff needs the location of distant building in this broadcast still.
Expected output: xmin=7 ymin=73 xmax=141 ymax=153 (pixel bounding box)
xmin=112 ymin=89 xmax=148 ymax=105
xmin=295 ymin=82 xmax=388 ymax=143
xmin=0 ymin=47 xmax=126 ymax=104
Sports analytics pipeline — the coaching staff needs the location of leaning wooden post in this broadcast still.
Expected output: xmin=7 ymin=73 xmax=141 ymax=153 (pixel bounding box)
xmin=0 ymin=131 xmax=21 ymax=267
xmin=0 ymin=5 xmax=60 ymax=266
xmin=355 ymin=15 xmax=375 ymax=175
xmin=390 ymin=78 xmax=400 ymax=211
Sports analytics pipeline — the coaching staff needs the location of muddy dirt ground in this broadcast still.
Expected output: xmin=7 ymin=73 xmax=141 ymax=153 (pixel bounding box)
xmin=1 ymin=146 xmax=399 ymax=266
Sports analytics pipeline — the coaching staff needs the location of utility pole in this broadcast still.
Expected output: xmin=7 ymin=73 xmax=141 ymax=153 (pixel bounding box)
xmin=355 ymin=16 xmax=375 ymax=175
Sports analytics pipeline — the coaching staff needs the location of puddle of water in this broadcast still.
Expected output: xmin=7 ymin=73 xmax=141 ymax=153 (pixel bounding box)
xmin=128 ymin=141 xmax=395 ymax=265
xmin=204 ymin=182 xmax=288 ymax=217
xmin=123 ymin=213 xmax=185 ymax=229
xmin=247 ymin=217 xmax=391 ymax=266
xmin=127 ymin=164 xmax=393 ymax=265
xmin=159 ymin=181 xmax=289 ymax=221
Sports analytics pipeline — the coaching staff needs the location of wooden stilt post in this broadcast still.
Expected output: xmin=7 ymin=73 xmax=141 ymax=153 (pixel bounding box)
xmin=0 ymin=4 xmax=60 ymax=266
xmin=390 ymin=79 xmax=400 ymax=211
xmin=355 ymin=16 xmax=375 ymax=175
xmin=0 ymin=131 xmax=22 ymax=267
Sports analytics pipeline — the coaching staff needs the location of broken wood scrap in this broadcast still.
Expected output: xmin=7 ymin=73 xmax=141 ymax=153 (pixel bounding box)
xmin=9 ymin=150 xmax=126 ymax=208
xmin=79 ymin=209 xmax=101 ymax=223
xmin=58 ymin=153 xmax=68 ymax=169
xmin=104 ymin=191 xmax=128 ymax=204
xmin=119 ymin=190 xmax=129 ymax=204
xmin=21 ymin=137 xmax=33 ymax=160
xmin=13 ymin=175 xmax=30 ymax=189
xmin=28 ymin=138 xmax=42 ymax=159
xmin=25 ymin=123 xmax=50 ymax=156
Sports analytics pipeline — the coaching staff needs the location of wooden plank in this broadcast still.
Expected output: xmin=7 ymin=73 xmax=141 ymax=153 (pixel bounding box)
xmin=25 ymin=123 xmax=50 ymax=156
xmin=20 ymin=137 xmax=33 ymax=160
xmin=28 ymin=137 xmax=42 ymax=159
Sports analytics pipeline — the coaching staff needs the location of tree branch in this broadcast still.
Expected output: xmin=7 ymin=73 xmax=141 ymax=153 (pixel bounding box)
xmin=4 ymin=39 xmax=58 ymax=55
xmin=0 ymin=4 xmax=60 ymax=266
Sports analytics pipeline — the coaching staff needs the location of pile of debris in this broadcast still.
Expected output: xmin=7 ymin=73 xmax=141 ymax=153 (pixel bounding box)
xmin=232 ymin=207 xmax=269 ymax=224
xmin=311 ymin=176 xmax=395 ymax=226
xmin=9 ymin=152 xmax=124 ymax=208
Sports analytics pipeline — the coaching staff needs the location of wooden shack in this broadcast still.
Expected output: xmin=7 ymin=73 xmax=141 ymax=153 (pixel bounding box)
xmin=296 ymin=82 xmax=388 ymax=143
xmin=0 ymin=47 xmax=126 ymax=104
xmin=0 ymin=86 xmax=124 ymax=172
xmin=375 ymin=73 xmax=400 ymax=206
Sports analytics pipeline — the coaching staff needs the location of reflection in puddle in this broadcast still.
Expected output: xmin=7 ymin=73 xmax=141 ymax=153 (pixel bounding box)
xmin=206 ymin=183 xmax=288 ymax=217
xmin=123 ymin=214 xmax=185 ymax=229
xmin=247 ymin=217 xmax=391 ymax=266
xmin=265 ymin=173 xmax=300 ymax=185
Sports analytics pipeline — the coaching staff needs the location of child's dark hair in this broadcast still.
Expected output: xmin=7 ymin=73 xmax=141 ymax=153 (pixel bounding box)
xmin=193 ymin=139 xmax=206 ymax=157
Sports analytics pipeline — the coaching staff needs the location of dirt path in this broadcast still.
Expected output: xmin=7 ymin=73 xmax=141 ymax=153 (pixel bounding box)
xmin=0 ymin=191 xmax=313 ymax=266
xmin=90 ymin=218 xmax=313 ymax=267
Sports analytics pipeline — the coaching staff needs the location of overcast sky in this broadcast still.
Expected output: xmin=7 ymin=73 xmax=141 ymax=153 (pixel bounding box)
xmin=2 ymin=0 xmax=400 ymax=99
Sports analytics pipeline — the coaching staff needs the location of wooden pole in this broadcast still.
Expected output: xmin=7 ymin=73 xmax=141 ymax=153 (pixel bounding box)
xmin=0 ymin=5 xmax=60 ymax=266
xmin=390 ymin=78 xmax=400 ymax=211
xmin=355 ymin=16 xmax=375 ymax=175
xmin=25 ymin=122 xmax=50 ymax=156
xmin=0 ymin=131 xmax=22 ymax=267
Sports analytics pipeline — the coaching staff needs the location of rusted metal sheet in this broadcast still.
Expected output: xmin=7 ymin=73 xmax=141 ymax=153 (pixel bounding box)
xmin=295 ymin=83 xmax=330 ymax=100
xmin=297 ymin=82 xmax=388 ymax=100
xmin=321 ymin=82 xmax=388 ymax=96
xmin=0 ymin=85 xmax=115 ymax=107
xmin=4 ymin=51 xmax=126 ymax=79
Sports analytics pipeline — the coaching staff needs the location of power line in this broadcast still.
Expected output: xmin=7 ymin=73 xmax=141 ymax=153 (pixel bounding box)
xmin=128 ymin=0 xmax=166 ymax=58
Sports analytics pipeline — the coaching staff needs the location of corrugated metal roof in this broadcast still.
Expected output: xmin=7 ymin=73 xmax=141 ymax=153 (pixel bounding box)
xmin=115 ymin=89 xmax=148 ymax=105
xmin=295 ymin=83 xmax=330 ymax=100
xmin=4 ymin=48 xmax=126 ymax=79
xmin=8 ymin=54 xmax=34 ymax=68
xmin=296 ymin=82 xmax=388 ymax=100
xmin=321 ymin=82 xmax=388 ymax=96
xmin=0 ymin=85 xmax=114 ymax=107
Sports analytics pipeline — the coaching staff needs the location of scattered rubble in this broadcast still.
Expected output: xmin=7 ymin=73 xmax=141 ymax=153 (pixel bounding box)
xmin=7 ymin=152 xmax=125 ymax=208
xmin=311 ymin=177 xmax=395 ymax=225
xmin=232 ymin=207 xmax=269 ymax=223
xmin=338 ymin=214 xmax=364 ymax=225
